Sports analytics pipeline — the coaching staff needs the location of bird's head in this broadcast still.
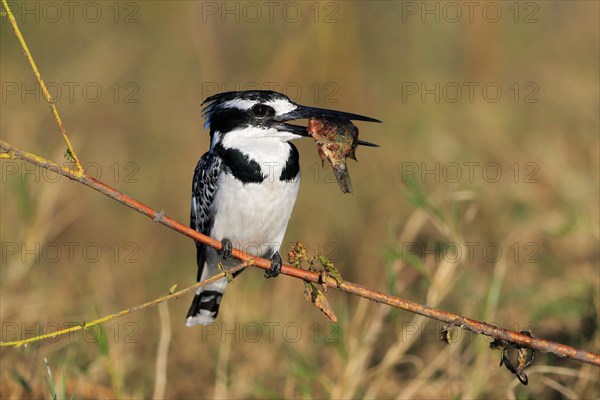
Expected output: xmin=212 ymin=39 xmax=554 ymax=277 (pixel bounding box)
xmin=201 ymin=90 xmax=380 ymax=149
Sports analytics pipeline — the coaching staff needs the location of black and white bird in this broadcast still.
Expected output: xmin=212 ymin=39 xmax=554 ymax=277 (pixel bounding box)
xmin=186 ymin=90 xmax=379 ymax=326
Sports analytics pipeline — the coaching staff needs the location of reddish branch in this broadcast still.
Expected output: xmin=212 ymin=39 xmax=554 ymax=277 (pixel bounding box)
xmin=1 ymin=139 xmax=599 ymax=367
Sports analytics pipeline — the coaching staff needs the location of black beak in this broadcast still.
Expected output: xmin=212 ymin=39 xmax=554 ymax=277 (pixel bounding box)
xmin=276 ymin=104 xmax=382 ymax=124
xmin=274 ymin=104 xmax=381 ymax=146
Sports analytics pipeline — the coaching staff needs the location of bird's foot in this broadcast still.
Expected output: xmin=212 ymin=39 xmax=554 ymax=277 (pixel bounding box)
xmin=264 ymin=251 xmax=282 ymax=279
xmin=218 ymin=238 xmax=233 ymax=260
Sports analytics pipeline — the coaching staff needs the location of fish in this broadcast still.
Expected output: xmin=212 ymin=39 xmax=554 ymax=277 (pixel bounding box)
xmin=307 ymin=117 xmax=378 ymax=194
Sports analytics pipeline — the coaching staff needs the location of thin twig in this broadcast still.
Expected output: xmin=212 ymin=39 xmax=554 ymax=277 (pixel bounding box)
xmin=1 ymin=0 xmax=83 ymax=174
xmin=0 ymin=261 xmax=247 ymax=347
xmin=1 ymin=139 xmax=598 ymax=367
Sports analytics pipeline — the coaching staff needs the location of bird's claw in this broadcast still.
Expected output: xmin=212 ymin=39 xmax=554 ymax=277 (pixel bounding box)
xmin=264 ymin=252 xmax=282 ymax=278
xmin=218 ymin=238 xmax=233 ymax=260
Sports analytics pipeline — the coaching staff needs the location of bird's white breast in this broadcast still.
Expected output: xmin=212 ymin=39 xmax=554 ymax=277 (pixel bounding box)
xmin=211 ymin=174 xmax=299 ymax=255
xmin=210 ymin=137 xmax=300 ymax=258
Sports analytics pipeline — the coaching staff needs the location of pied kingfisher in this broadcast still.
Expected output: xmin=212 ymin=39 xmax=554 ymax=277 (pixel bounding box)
xmin=186 ymin=90 xmax=379 ymax=326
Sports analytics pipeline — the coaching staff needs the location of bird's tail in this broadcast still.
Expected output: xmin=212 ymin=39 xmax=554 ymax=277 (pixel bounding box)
xmin=185 ymin=288 xmax=224 ymax=326
xmin=185 ymin=256 xmax=231 ymax=326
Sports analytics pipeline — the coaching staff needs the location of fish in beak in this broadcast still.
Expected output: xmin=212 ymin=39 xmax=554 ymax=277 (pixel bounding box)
xmin=276 ymin=104 xmax=381 ymax=194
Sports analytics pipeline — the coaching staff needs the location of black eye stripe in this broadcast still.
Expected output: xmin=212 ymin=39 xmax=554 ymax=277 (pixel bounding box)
xmin=205 ymin=103 xmax=278 ymax=132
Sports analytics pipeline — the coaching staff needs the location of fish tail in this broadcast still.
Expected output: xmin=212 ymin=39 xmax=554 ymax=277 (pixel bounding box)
xmin=333 ymin=164 xmax=353 ymax=194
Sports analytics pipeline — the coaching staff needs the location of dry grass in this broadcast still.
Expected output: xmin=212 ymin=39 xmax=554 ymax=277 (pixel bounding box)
xmin=1 ymin=1 xmax=598 ymax=399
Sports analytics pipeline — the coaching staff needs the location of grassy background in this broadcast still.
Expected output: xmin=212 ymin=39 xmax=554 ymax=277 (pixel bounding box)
xmin=1 ymin=1 xmax=598 ymax=399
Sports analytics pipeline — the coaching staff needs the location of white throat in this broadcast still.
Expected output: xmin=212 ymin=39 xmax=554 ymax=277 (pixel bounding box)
xmin=220 ymin=127 xmax=297 ymax=178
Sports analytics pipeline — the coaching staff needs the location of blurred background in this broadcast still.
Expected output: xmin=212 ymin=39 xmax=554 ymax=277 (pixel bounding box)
xmin=1 ymin=1 xmax=598 ymax=398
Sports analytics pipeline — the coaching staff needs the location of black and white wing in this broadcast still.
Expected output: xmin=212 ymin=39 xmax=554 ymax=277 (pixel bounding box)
xmin=190 ymin=151 xmax=222 ymax=281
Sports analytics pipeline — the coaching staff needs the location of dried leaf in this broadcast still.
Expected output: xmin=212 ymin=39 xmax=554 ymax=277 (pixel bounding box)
xmin=303 ymin=281 xmax=337 ymax=322
xmin=440 ymin=324 xmax=452 ymax=346
xmin=288 ymin=241 xmax=308 ymax=268
xmin=491 ymin=331 xmax=535 ymax=386
xmin=319 ymin=255 xmax=343 ymax=285
xmin=303 ymin=281 xmax=313 ymax=300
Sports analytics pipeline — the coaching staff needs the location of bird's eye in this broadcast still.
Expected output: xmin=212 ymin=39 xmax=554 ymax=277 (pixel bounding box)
xmin=251 ymin=104 xmax=272 ymax=119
